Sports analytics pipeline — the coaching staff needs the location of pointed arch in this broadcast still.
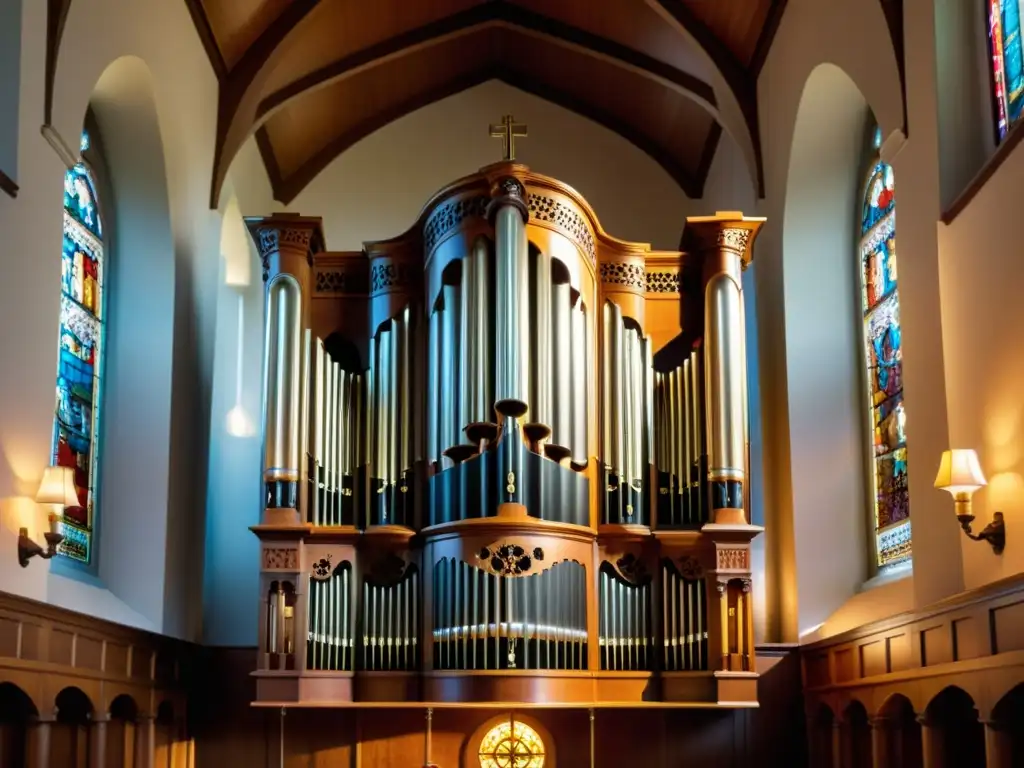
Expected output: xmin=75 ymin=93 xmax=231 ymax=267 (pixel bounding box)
xmin=857 ymin=123 xmax=910 ymax=569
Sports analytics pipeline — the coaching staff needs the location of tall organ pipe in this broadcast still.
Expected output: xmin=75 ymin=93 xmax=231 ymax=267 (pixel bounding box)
xmin=608 ymin=302 xmax=625 ymax=478
xmin=493 ymin=198 xmax=530 ymax=417
xmin=551 ymin=281 xmax=572 ymax=449
xmin=378 ymin=329 xmax=392 ymax=486
xmin=440 ymin=284 xmax=459 ymax=461
xmin=311 ymin=341 xmax=325 ymax=525
xmin=571 ymin=300 xmax=588 ymax=465
xmin=460 ymin=256 xmax=477 ymax=433
xmin=529 ymin=250 xmax=553 ymax=433
xmin=427 ymin=305 xmax=440 ymax=467
xmin=472 ymin=239 xmax=493 ymax=425
xmin=399 ymin=306 xmax=412 ymax=483
xmin=263 ymin=274 xmax=302 ymax=499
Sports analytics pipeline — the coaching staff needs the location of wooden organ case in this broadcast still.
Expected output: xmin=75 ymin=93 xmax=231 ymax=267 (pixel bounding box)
xmin=246 ymin=162 xmax=764 ymax=710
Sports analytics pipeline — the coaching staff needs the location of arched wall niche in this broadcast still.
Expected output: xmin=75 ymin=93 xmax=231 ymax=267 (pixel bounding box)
xmin=754 ymin=0 xmax=910 ymax=645
xmin=43 ymin=54 xmax=182 ymax=640
xmin=463 ymin=713 xmax=557 ymax=768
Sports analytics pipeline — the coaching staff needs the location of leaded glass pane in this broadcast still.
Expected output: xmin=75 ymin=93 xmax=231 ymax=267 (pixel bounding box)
xmin=52 ymin=157 xmax=104 ymax=564
xmin=478 ymin=720 xmax=546 ymax=768
xmin=988 ymin=1 xmax=1024 ymax=139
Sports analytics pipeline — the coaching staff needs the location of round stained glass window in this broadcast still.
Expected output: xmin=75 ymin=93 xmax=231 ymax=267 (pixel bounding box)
xmin=478 ymin=719 xmax=546 ymax=768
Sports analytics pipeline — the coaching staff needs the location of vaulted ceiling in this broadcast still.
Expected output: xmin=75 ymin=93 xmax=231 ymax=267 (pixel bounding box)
xmin=183 ymin=0 xmax=789 ymax=206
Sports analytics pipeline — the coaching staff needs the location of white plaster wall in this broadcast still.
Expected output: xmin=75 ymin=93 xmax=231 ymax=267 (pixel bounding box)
xmin=0 ymin=0 xmax=222 ymax=640
xmin=280 ymin=81 xmax=756 ymax=252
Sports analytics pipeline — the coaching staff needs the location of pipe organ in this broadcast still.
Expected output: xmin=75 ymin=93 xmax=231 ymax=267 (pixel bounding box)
xmin=247 ymin=163 xmax=764 ymax=708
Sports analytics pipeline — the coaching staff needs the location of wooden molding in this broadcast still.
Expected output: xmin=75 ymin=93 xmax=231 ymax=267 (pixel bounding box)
xmin=0 ymin=168 xmax=18 ymax=198
xmin=941 ymin=118 xmax=1024 ymax=225
xmin=749 ymin=0 xmax=789 ymax=77
xmin=182 ymin=0 xmax=227 ymax=81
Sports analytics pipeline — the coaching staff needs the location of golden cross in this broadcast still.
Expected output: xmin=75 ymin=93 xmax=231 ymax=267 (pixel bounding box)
xmin=489 ymin=114 xmax=528 ymax=161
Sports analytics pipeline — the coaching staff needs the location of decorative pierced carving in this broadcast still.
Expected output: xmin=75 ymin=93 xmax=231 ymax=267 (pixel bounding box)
xmin=716 ymin=547 xmax=749 ymax=571
xmin=253 ymin=226 xmax=317 ymax=281
xmin=423 ymin=195 xmax=489 ymax=253
xmin=370 ymin=262 xmax=414 ymax=294
xmin=315 ymin=266 xmax=368 ymax=295
xmin=646 ymin=270 xmax=681 ymax=293
xmin=528 ymin=194 xmax=596 ymax=265
xmin=678 ymin=555 xmax=704 ymax=581
xmin=312 ymin=555 xmax=333 ymax=579
xmin=263 ymin=547 xmax=298 ymax=571
xmin=478 ymin=544 xmax=540 ymax=576
xmin=718 ymin=228 xmax=751 ymax=254
xmin=615 ymin=552 xmax=649 ymax=584
xmin=599 ymin=262 xmax=645 ymax=291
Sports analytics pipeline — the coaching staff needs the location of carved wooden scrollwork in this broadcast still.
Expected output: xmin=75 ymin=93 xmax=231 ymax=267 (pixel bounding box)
xmin=678 ymin=555 xmax=704 ymax=581
xmin=528 ymin=194 xmax=596 ymax=265
xmin=645 ymin=270 xmax=681 ymax=293
xmin=311 ymin=554 xmax=333 ymax=579
xmin=423 ymin=195 xmax=489 ymax=253
xmin=716 ymin=548 xmax=749 ymax=571
xmin=477 ymin=544 xmax=545 ymax=576
xmin=599 ymin=262 xmax=645 ymax=290
xmin=263 ymin=547 xmax=298 ymax=571
xmin=366 ymin=552 xmax=414 ymax=586
xmin=614 ymin=552 xmax=650 ymax=584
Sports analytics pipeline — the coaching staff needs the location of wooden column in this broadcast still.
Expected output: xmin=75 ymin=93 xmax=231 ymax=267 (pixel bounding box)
xmin=869 ymin=716 xmax=889 ymax=768
xmin=135 ymin=714 xmax=155 ymax=768
xmin=88 ymin=715 xmax=108 ymax=768
xmin=246 ymin=213 xmax=326 ymax=526
xmin=983 ymin=720 xmax=1012 ymax=768
xmin=918 ymin=715 xmax=944 ymax=768
xmin=26 ymin=717 xmax=51 ymax=768
xmin=831 ymin=718 xmax=844 ymax=768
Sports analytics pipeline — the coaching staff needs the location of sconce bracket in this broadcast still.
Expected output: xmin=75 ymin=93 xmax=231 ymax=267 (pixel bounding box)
xmin=958 ymin=512 xmax=1006 ymax=555
xmin=17 ymin=527 xmax=64 ymax=568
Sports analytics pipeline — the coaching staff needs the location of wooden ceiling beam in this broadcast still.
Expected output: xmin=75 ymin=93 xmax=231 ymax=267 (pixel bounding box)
xmin=645 ymin=0 xmax=765 ymax=196
xmin=749 ymin=0 xmax=789 ymax=77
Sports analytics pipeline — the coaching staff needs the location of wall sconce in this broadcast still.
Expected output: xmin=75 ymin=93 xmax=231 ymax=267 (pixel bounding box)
xmin=934 ymin=449 xmax=1006 ymax=554
xmin=18 ymin=466 xmax=75 ymax=567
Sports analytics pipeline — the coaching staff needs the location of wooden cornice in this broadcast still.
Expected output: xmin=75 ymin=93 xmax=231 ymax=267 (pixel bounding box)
xmin=645 ymin=0 xmax=765 ymax=197
xmin=0 ymin=168 xmax=18 ymax=199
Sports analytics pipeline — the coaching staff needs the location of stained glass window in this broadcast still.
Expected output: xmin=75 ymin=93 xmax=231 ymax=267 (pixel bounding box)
xmin=52 ymin=130 xmax=105 ymax=564
xmin=478 ymin=719 xmax=546 ymax=768
xmin=859 ymin=125 xmax=910 ymax=568
xmin=988 ymin=0 xmax=1024 ymax=140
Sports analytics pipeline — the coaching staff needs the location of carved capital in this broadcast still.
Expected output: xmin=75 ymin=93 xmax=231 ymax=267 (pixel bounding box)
xmin=715 ymin=547 xmax=749 ymax=572
xmin=263 ymin=546 xmax=298 ymax=571
xmin=246 ymin=216 xmax=325 ymax=282
xmin=487 ymin=177 xmax=530 ymax=224
xmin=717 ymin=228 xmax=751 ymax=255
xmin=741 ymin=578 xmax=752 ymax=593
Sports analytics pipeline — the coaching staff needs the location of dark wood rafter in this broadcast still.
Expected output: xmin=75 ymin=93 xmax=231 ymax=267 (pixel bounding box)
xmin=749 ymin=0 xmax=789 ymax=77
xmin=646 ymin=0 xmax=765 ymax=196
xmin=44 ymin=0 xmax=73 ymax=124
xmin=258 ymin=63 xmax=710 ymax=204
xmin=256 ymin=2 xmax=717 ymax=120
xmin=183 ymin=0 xmax=228 ymax=82
xmin=209 ymin=0 xmax=319 ymax=207
xmin=877 ymin=0 xmax=908 ymax=135
xmin=0 ymin=168 xmax=18 ymax=199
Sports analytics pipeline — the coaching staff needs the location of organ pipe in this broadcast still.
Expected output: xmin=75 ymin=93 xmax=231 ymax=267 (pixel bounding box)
xmin=263 ymin=274 xmax=303 ymax=504
xmin=471 ymin=238 xmax=494 ymax=430
xmin=551 ymin=281 xmax=572 ymax=451
xmin=528 ymin=250 xmax=553 ymax=436
xmin=427 ymin=305 xmax=440 ymax=467
xmin=492 ymin=192 xmax=530 ymax=417
xmin=571 ymin=299 xmax=588 ymax=465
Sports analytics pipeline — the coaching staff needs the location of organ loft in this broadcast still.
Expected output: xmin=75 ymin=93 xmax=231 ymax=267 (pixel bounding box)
xmin=246 ymin=117 xmax=764 ymax=756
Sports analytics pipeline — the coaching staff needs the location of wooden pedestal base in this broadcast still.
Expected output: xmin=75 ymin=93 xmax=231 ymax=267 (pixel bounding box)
xmin=714 ymin=670 xmax=758 ymax=706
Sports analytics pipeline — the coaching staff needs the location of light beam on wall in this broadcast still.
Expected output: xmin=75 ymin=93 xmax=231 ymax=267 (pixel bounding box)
xmin=226 ymin=292 xmax=255 ymax=437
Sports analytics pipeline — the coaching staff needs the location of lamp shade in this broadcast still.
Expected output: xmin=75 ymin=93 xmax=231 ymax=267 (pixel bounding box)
xmin=35 ymin=466 xmax=80 ymax=507
xmin=934 ymin=449 xmax=987 ymax=494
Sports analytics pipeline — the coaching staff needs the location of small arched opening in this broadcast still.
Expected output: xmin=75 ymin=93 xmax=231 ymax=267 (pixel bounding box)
xmin=53 ymin=686 xmax=93 ymax=767
xmin=924 ymin=685 xmax=984 ymax=766
xmin=0 ymin=682 xmax=38 ymax=767
xmin=877 ymin=693 xmax=922 ymax=768
xmin=108 ymin=693 xmax=140 ymax=766
xmin=842 ymin=699 xmax=871 ymax=768
xmin=809 ymin=703 xmax=836 ymax=768
xmin=991 ymin=682 xmax=1024 ymax=763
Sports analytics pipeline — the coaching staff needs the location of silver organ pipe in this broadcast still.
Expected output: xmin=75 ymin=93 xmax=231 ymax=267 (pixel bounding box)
xmin=432 ymin=559 xmax=587 ymax=670
xmin=571 ymin=298 xmax=588 ymax=466
xmin=307 ymin=564 xmax=355 ymax=671
xmin=551 ymin=280 xmax=572 ymax=452
xmin=493 ymin=200 xmax=529 ymax=416
xmin=359 ymin=566 xmax=420 ymax=672
xmin=528 ymin=250 xmax=553 ymax=437
xmin=654 ymin=346 xmax=708 ymax=527
xmin=660 ymin=561 xmax=708 ymax=671
xmin=595 ymin=566 xmax=653 ymax=671
xmin=460 ymin=255 xmax=477 ymax=435
xmin=601 ymin=302 xmax=653 ymax=524
xmin=427 ymin=304 xmax=440 ymax=468
xmin=472 ymin=239 xmax=493 ymax=427
xmin=440 ymin=284 xmax=459 ymax=462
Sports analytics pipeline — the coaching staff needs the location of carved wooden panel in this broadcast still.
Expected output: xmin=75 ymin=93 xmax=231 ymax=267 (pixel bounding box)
xmin=921 ymin=625 xmax=952 ymax=667
xmin=992 ymin=599 xmax=1024 ymax=653
xmin=263 ymin=546 xmax=299 ymax=571
xmin=859 ymin=640 xmax=885 ymax=678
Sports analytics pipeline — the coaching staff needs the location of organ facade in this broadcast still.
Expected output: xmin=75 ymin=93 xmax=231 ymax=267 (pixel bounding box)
xmin=246 ymin=156 xmax=763 ymax=710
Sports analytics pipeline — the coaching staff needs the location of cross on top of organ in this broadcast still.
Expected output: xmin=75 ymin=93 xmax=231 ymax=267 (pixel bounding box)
xmin=246 ymin=150 xmax=764 ymax=708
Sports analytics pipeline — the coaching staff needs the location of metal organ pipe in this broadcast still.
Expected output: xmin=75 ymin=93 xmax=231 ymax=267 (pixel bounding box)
xmin=529 ymin=250 xmax=553 ymax=433
xmin=440 ymin=284 xmax=459 ymax=460
xmin=460 ymin=255 xmax=477 ymax=434
xmin=263 ymin=274 xmax=303 ymax=499
xmin=492 ymin=195 xmax=530 ymax=416
xmin=472 ymin=238 xmax=493 ymax=425
xmin=571 ymin=299 xmax=588 ymax=465
xmin=551 ymin=281 xmax=572 ymax=450
xmin=427 ymin=305 xmax=440 ymax=467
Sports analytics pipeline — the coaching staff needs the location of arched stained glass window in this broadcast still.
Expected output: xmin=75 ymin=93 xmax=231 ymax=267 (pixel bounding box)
xmin=478 ymin=718 xmax=546 ymax=768
xmin=988 ymin=0 xmax=1024 ymax=140
xmin=52 ymin=129 xmax=106 ymax=564
xmin=859 ymin=125 xmax=910 ymax=568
